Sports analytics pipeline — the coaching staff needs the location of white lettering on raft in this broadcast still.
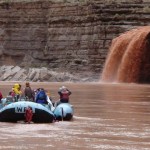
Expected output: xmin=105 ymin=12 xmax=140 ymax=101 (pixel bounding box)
xmin=15 ymin=107 xmax=35 ymax=113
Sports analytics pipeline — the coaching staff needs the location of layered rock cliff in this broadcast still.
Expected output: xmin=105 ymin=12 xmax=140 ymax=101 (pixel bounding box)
xmin=0 ymin=0 xmax=150 ymax=82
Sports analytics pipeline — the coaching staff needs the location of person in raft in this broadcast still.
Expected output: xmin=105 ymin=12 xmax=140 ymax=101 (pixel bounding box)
xmin=12 ymin=83 xmax=22 ymax=95
xmin=56 ymin=86 xmax=72 ymax=106
xmin=35 ymin=88 xmax=48 ymax=105
xmin=11 ymin=83 xmax=22 ymax=100
xmin=24 ymin=82 xmax=35 ymax=101
xmin=9 ymin=88 xmax=15 ymax=97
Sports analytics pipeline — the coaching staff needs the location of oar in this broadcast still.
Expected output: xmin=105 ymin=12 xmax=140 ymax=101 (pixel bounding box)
xmin=47 ymin=96 xmax=55 ymax=111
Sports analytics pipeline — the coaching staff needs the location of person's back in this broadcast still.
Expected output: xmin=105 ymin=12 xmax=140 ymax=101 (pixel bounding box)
xmin=36 ymin=89 xmax=48 ymax=104
xmin=57 ymin=86 xmax=71 ymax=105
xmin=24 ymin=82 xmax=34 ymax=101
xmin=13 ymin=83 xmax=22 ymax=95
xmin=59 ymin=90 xmax=71 ymax=102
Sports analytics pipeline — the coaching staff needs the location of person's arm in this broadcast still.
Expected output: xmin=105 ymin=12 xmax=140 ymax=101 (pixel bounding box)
xmin=67 ymin=89 xmax=72 ymax=95
xmin=23 ymin=88 xmax=26 ymax=97
xmin=69 ymin=91 xmax=72 ymax=95
xmin=32 ymin=90 xmax=35 ymax=99
xmin=35 ymin=93 xmax=39 ymax=102
xmin=58 ymin=90 xmax=62 ymax=95
xmin=58 ymin=87 xmax=62 ymax=94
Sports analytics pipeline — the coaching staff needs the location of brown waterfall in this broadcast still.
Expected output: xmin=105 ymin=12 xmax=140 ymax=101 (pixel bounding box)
xmin=101 ymin=26 xmax=150 ymax=83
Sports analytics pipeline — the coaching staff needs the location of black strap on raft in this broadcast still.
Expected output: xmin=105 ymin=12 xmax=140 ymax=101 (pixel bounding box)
xmin=61 ymin=107 xmax=64 ymax=121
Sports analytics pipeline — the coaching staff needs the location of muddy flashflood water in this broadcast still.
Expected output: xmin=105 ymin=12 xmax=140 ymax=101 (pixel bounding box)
xmin=0 ymin=82 xmax=150 ymax=150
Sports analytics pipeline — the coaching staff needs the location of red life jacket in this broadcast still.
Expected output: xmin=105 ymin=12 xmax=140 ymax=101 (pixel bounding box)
xmin=0 ymin=92 xmax=2 ymax=100
xmin=25 ymin=107 xmax=33 ymax=123
xmin=61 ymin=90 xmax=69 ymax=99
xmin=11 ymin=91 xmax=15 ymax=97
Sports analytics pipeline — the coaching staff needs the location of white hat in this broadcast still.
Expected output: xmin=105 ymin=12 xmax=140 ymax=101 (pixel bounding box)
xmin=62 ymin=86 xmax=66 ymax=89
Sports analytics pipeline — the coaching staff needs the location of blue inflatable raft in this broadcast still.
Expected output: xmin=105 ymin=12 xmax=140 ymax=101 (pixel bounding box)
xmin=0 ymin=101 xmax=55 ymax=123
xmin=53 ymin=103 xmax=74 ymax=121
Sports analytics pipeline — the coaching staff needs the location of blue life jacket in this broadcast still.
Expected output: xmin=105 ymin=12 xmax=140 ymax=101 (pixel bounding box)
xmin=36 ymin=90 xmax=47 ymax=104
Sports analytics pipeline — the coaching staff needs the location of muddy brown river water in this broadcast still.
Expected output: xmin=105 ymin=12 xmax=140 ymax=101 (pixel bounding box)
xmin=0 ymin=82 xmax=150 ymax=150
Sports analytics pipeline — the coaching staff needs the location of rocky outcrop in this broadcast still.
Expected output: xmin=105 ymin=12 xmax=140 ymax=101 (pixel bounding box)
xmin=0 ymin=66 xmax=76 ymax=82
xmin=0 ymin=0 xmax=150 ymax=81
xmin=0 ymin=65 xmax=97 ymax=82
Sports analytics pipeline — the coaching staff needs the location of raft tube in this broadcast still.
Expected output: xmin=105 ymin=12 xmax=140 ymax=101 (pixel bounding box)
xmin=54 ymin=103 xmax=74 ymax=121
xmin=0 ymin=101 xmax=55 ymax=123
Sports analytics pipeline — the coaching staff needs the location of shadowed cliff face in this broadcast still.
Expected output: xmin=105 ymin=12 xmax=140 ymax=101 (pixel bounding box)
xmin=101 ymin=26 xmax=150 ymax=83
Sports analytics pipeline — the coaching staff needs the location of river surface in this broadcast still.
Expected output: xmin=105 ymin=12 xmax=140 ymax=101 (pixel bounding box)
xmin=0 ymin=82 xmax=150 ymax=150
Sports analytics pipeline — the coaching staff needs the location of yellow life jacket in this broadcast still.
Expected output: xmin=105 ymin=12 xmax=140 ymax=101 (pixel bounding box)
xmin=13 ymin=83 xmax=22 ymax=95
